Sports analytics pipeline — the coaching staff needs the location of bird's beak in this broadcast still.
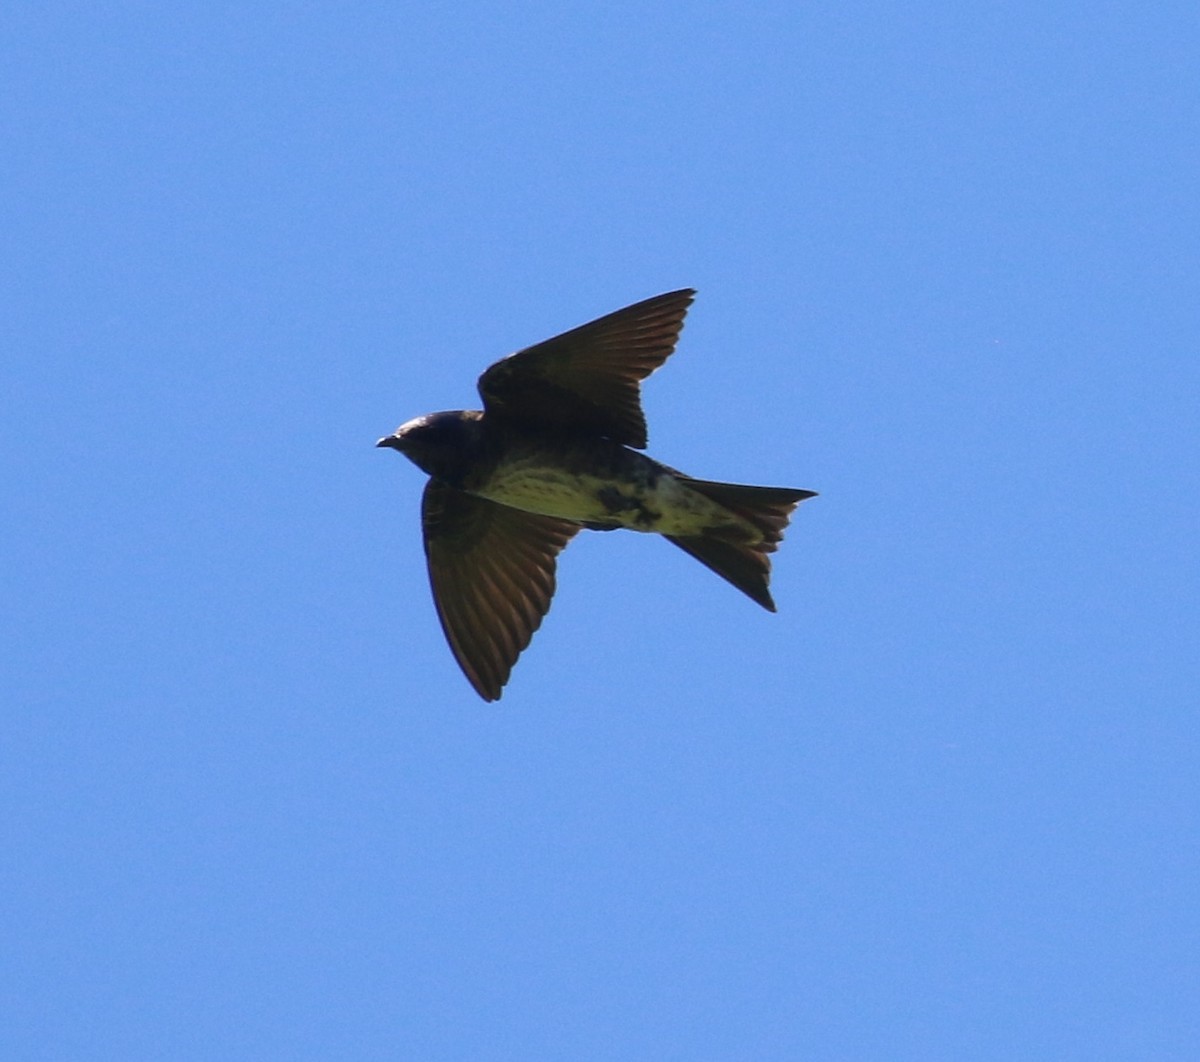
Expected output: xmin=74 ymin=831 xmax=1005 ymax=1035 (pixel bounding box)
xmin=376 ymin=436 xmax=397 ymax=449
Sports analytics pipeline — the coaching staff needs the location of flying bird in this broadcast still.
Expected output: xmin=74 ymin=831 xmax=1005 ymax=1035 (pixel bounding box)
xmin=377 ymin=289 xmax=817 ymax=700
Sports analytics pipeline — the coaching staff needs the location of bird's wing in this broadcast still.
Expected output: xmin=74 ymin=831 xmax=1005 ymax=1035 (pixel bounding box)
xmin=476 ymin=288 xmax=696 ymax=449
xmin=421 ymin=479 xmax=580 ymax=701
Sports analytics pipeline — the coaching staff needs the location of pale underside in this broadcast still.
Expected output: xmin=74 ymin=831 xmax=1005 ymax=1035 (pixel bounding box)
xmin=473 ymin=457 xmax=763 ymax=543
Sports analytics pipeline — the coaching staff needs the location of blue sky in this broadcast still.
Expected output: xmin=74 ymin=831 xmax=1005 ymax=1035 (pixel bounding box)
xmin=4 ymin=2 xmax=1197 ymax=1058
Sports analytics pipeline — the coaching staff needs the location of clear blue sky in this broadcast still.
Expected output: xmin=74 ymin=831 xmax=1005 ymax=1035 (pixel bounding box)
xmin=4 ymin=3 xmax=1197 ymax=1058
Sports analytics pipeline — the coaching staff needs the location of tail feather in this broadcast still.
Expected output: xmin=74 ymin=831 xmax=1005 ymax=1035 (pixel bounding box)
xmin=666 ymin=477 xmax=817 ymax=610
xmin=675 ymin=476 xmax=816 ymax=551
xmin=665 ymin=534 xmax=780 ymax=611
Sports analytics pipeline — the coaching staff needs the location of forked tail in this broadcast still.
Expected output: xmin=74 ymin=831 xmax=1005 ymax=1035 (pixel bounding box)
xmin=664 ymin=476 xmax=817 ymax=611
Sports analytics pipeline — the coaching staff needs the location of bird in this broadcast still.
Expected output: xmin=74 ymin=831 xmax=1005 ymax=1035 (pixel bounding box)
xmin=377 ymin=289 xmax=817 ymax=701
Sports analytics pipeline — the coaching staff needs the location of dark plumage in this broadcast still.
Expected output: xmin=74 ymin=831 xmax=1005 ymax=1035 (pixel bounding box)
xmin=377 ymin=289 xmax=817 ymax=700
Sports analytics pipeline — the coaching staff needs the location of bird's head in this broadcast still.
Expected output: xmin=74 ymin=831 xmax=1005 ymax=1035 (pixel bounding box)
xmin=376 ymin=410 xmax=483 ymax=484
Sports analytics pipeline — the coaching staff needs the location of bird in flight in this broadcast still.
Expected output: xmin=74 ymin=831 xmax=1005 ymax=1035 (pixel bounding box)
xmin=377 ymin=289 xmax=817 ymax=700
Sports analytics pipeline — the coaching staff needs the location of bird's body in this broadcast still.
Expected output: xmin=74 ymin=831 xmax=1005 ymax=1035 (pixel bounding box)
xmin=404 ymin=413 xmax=763 ymax=541
xmin=378 ymin=289 xmax=816 ymax=700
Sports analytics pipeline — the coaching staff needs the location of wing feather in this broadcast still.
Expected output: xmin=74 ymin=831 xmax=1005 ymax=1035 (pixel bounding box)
xmin=477 ymin=289 xmax=696 ymax=448
xmin=421 ymin=480 xmax=580 ymax=700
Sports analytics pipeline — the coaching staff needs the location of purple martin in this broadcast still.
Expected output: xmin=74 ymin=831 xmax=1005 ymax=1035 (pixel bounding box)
xmin=377 ymin=289 xmax=817 ymax=701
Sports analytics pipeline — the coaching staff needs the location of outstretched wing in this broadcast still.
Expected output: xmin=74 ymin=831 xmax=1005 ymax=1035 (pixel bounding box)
xmin=477 ymin=288 xmax=696 ymax=449
xmin=421 ymin=479 xmax=580 ymax=701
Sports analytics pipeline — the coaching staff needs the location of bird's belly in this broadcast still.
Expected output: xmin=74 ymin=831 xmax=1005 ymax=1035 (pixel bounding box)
xmin=475 ymin=459 xmax=751 ymax=538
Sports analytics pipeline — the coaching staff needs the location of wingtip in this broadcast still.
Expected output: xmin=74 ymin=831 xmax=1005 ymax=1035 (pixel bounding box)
xmin=465 ymin=672 xmax=503 ymax=702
